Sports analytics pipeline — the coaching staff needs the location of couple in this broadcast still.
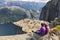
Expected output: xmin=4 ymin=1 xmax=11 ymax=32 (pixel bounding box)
xmin=35 ymin=23 xmax=50 ymax=36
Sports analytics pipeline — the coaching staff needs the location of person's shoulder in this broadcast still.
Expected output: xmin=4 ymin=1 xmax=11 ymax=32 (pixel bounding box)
xmin=41 ymin=27 xmax=46 ymax=30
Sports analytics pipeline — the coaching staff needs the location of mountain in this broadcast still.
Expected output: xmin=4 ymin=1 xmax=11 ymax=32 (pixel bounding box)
xmin=0 ymin=1 xmax=46 ymax=11
xmin=0 ymin=6 xmax=29 ymax=24
xmin=39 ymin=0 xmax=60 ymax=22
xmin=0 ymin=1 xmax=46 ymax=20
xmin=0 ymin=6 xmax=40 ymax=24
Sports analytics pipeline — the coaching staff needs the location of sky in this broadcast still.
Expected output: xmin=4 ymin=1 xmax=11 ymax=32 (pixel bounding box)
xmin=5 ymin=0 xmax=50 ymax=3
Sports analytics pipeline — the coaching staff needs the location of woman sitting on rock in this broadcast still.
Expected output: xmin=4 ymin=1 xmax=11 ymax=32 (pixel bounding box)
xmin=35 ymin=23 xmax=50 ymax=36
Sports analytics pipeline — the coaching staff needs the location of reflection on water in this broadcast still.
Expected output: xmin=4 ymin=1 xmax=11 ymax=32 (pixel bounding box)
xmin=0 ymin=22 xmax=26 ymax=36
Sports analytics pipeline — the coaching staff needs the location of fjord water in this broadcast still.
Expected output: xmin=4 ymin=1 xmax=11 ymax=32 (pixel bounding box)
xmin=0 ymin=22 xmax=26 ymax=36
xmin=0 ymin=23 xmax=16 ymax=36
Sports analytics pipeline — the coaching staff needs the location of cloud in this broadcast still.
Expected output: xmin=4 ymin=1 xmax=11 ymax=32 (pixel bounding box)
xmin=20 ymin=0 xmax=50 ymax=2
xmin=5 ymin=0 xmax=50 ymax=3
xmin=5 ymin=0 xmax=17 ymax=1
xmin=40 ymin=0 xmax=50 ymax=2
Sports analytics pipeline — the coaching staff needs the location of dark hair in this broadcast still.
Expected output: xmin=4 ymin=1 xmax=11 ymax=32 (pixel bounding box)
xmin=41 ymin=23 xmax=47 ymax=26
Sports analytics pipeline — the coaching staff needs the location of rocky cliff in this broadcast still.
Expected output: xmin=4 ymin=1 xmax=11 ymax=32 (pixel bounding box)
xmin=13 ymin=19 xmax=60 ymax=40
xmin=39 ymin=0 xmax=60 ymax=22
xmin=13 ymin=19 xmax=49 ymax=33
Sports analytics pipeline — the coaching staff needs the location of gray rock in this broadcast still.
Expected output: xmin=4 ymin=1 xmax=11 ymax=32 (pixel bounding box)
xmin=31 ymin=33 xmax=59 ymax=40
xmin=39 ymin=0 xmax=60 ymax=22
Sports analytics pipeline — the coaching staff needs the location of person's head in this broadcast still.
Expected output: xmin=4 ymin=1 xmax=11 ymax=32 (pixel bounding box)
xmin=41 ymin=23 xmax=47 ymax=27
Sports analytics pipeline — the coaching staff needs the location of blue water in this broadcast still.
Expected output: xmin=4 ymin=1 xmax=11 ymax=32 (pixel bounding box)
xmin=0 ymin=22 xmax=26 ymax=36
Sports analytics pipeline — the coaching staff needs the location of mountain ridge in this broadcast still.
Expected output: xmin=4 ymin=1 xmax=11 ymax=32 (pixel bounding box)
xmin=0 ymin=1 xmax=46 ymax=11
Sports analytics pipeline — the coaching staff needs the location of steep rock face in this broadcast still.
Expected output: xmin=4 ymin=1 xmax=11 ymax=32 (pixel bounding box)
xmin=39 ymin=0 xmax=60 ymax=22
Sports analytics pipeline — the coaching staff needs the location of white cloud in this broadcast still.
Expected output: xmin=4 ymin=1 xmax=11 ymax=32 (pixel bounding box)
xmin=19 ymin=0 xmax=50 ymax=2
xmin=5 ymin=0 xmax=50 ymax=3
xmin=40 ymin=0 xmax=50 ymax=2
xmin=6 ymin=0 xmax=17 ymax=1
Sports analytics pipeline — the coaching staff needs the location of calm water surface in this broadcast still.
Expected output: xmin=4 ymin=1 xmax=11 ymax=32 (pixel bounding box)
xmin=0 ymin=22 xmax=26 ymax=36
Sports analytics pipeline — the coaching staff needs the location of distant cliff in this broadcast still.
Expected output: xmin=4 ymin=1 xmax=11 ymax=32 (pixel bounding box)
xmin=39 ymin=0 xmax=60 ymax=22
xmin=0 ymin=6 xmax=40 ymax=24
xmin=0 ymin=6 xmax=29 ymax=24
